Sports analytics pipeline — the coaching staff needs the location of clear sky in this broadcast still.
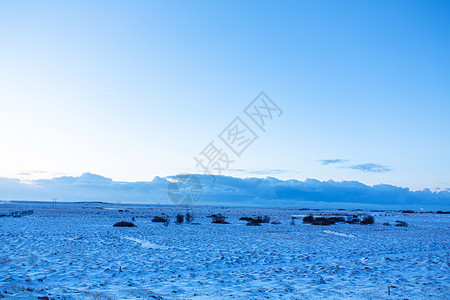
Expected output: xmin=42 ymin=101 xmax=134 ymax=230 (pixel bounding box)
xmin=0 ymin=0 xmax=449 ymax=191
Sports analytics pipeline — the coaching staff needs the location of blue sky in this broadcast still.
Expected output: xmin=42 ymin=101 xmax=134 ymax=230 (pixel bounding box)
xmin=0 ymin=0 xmax=449 ymax=191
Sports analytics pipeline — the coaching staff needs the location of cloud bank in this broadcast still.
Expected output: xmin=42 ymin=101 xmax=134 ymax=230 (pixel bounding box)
xmin=348 ymin=163 xmax=392 ymax=173
xmin=320 ymin=159 xmax=347 ymax=165
xmin=319 ymin=159 xmax=392 ymax=173
xmin=0 ymin=173 xmax=448 ymax=209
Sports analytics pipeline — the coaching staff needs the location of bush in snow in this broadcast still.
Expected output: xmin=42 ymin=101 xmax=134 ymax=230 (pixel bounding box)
xmin=152 ymin=215 xmax=168 ymax=223
xmin=395 ymin=220 xmax=408 ymax=227
xmin=311 ymin=217 xmax=335 ymax=225
xmin=246 ymin=219 xmax=261 ymax=226
xmin=175 ymin=214 xmax=184 ymax=224
xmin=346 ymin=215 xmax=361 ymax=224
xmin=113 ymin=221 xmax=136 ymax=227
xmin=243 ymin=215 xmax=271 ymax=226
xmin=185 ymin=212 xmax=194 ymax=224
xmin=328 ymin=216 xmax=346 ymax=223
xmin=253 ymin=216 xmax=270 ymax=224
xmin=360 ymin=214 xmax=375 ymax=224
xmin=212 ymin=214 xmax=229 ymax=224
xmin=302 ymin=215 xmax=314 ymax=223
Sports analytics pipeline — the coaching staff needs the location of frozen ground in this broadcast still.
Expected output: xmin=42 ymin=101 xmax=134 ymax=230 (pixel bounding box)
xmin=0 ymin=202 xmax=449 ymax=299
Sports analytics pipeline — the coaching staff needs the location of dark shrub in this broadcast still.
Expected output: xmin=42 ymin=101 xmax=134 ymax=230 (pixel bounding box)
xmin=312 ymin=217 xmax=335 ymax=225
xmin=303 ymin=215 xmax=314 ymax=223
xmin=152 ymin=216 xmax=168 ymax=223
xmin=402 ymin=210 xmax=415 ymax=214
xmin=253 ymin=216 xmax=264 ymax=224
xmin=185 ymin=212 xmax=194 ymax=224
xmin=346 ymin=215 xmax=360 ymax=224
xmin=436 ymin=211 xmax=450 ymax=214
xmin=395 ymin=220 xmax=408 ymax=227
xmin=175 ymin=214 xmax=184 ymax=224
xmin=383 ymin=222 xmax=390 ymax=226
xmin=361 ymin=215 xmax=375 ymax=225
xmin=240 ymin=216 xmax=270 ymax=223
xmin=246 ymin=219 xmax=261 ymax=226
xmin=324 ymin=217 xmax=336 ymax=225
xmin=271 ymin=220 xmax=281 ymax=225
xmin=113 ymin=221 xmax=136 ymax=227
xmin=212 ymin=214 xmax=229 ymax=224
xmin=328 ymin=216 xmax=346 ymax=223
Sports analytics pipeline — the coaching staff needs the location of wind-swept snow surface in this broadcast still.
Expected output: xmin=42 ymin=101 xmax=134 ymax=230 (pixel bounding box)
xmin=0 ymin=203 xmax=448 ymax=299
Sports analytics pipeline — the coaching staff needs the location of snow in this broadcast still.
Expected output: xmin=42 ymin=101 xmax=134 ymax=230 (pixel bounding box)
xmin=322 ymin=230 xmax=355 ymax=238
xmin=123 ymin=237 xmax=168 ymax=250
xmin=0 ymin=202 xmax=449 ymax=299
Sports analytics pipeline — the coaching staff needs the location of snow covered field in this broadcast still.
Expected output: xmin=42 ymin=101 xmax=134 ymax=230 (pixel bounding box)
xmin=0 ymin=202 xmax=448 ymax=299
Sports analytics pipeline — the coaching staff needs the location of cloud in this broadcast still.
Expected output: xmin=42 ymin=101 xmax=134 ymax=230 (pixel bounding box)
xmin=16 ymin=170 xmax=67 ymax=178
xmin=228 ymin=169 xmax=246 ymax=172
xmin=251 ymin=169 xmax=287 ymax=175
xmin=196 ymin=175 xmax=449 ymax=209
xmin=17 ymin=172 xmax=33 ymax=176
xmin=320 ymin=159 xmax=347 ymax=165
xmin=17 ymin=170 xmax=49 ymax=176
xmin=228 ymin=169 xmax=292 ymax=175
xmin=348 ymin=163 xmax=392 ymax=173
xmin=0 ymin=173 xmax=449 ymax=209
